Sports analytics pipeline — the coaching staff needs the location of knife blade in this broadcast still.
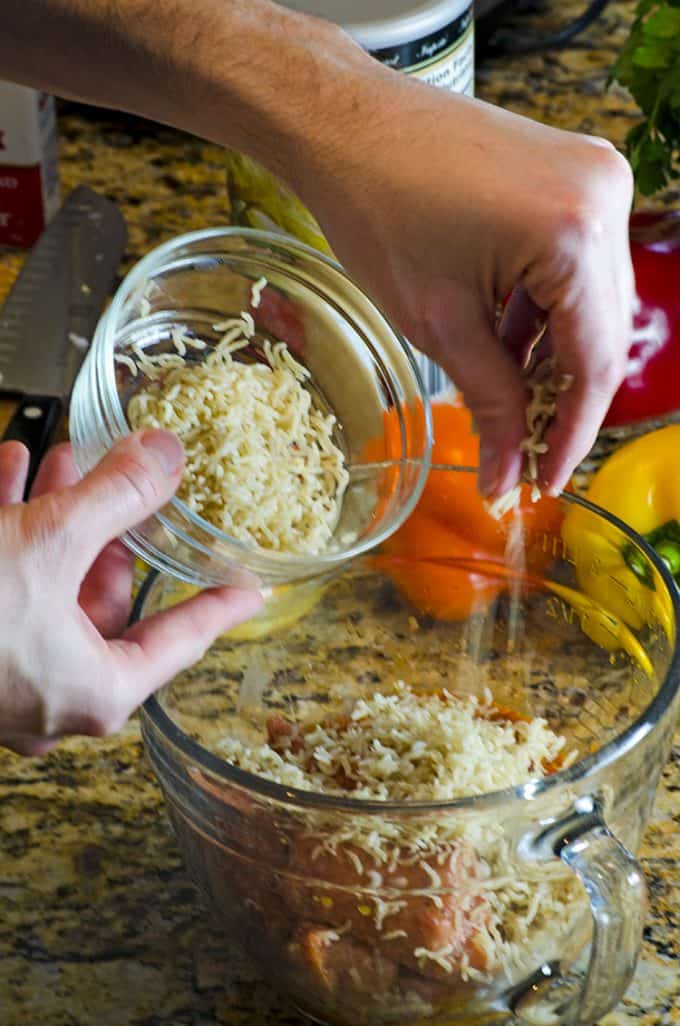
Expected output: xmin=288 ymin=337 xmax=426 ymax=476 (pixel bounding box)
xmin=0 ymin=185 xmax=127 ymax=494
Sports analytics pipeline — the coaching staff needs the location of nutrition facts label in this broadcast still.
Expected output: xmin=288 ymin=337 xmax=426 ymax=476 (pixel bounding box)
xmin=410 ymin=22 xmax=475 ymax=97
xmin=368 ymin=4 xmax=475 ymax=98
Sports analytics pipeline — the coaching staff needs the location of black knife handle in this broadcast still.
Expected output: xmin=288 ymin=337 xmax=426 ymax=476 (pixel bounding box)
xmin=2 ymin=396 xmax=64 ymax=498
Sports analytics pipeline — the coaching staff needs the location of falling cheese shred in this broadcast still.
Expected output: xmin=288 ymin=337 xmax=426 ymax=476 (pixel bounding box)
xmin=117 ymin=286 xmax=349 ymax=555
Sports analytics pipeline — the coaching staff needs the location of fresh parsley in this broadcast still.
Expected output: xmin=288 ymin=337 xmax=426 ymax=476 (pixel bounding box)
xmin=611 ymin=0 xmax=680 ymax=195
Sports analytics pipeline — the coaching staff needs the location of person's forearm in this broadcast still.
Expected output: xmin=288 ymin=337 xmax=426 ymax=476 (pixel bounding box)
xmin=1 ymin=0 xmax=636 ymax=501
xmin=0 ymin=0 xmax=377 ymax=192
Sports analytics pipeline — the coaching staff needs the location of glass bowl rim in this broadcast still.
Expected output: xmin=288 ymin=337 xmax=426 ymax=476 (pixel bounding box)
xmin=138 ymin=475 xmax=680 ymax=815
xmin=102 ymin=226 xmax=434 ymax=571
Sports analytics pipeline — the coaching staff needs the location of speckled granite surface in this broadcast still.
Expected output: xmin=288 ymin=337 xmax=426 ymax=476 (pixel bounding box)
xmin=0 ymin=1 xmax=678 ymax=1022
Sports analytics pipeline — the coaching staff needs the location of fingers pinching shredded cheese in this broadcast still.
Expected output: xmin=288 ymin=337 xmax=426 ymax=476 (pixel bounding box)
xmin=487 ymin=358 xmax=573 ymax=519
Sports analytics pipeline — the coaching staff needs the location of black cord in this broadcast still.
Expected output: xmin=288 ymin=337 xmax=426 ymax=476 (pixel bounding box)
xmin=479 ymin=0 xmax=611 ymax=59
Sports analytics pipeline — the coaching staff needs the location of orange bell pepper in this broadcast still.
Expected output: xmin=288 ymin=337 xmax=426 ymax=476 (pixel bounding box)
xmin=376 ymin=514 xmax=507 ymax=620
xmin=370 ymin=398 xmax=564 ymax=622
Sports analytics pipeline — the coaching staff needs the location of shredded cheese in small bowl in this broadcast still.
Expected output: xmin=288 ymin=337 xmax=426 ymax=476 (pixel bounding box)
xmin=122 ymin=296 xmax=350 ymax=558
xmin=70 ymin=228 xmax=433 ymax=589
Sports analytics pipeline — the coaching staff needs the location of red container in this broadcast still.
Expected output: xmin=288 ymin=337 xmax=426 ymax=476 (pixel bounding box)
xmin=604 ymin=211 xmax=680 ymax=428
xmin=0 ymin=82 xmax=60 ymax=248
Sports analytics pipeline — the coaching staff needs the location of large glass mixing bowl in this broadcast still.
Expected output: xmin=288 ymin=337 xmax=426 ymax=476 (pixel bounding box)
xmin=136 ymin=472 xmax=680 ymax=1026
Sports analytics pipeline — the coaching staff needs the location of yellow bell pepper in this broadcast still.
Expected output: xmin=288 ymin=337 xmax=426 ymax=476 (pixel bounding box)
xmin=562 ymin=426 xmax=679 ymax=664
xmin=582 ymin=426 xmax=680 ymax=540
xmin=226 ymin=150 xmax=333 ymax=256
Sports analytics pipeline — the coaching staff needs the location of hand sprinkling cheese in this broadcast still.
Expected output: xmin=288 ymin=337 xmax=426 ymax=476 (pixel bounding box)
xmin=487 ymin=358 xmax=573 ymax=519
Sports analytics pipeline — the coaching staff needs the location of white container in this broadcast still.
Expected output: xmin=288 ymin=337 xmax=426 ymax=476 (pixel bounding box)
xmin=0 ymin=80 xmax=60 ymax=248
xmin=284 ymin=0 xmax=474 ymax=95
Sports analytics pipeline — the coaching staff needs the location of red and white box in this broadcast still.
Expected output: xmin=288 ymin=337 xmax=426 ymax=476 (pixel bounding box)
xmin=0 ymin=81 xmax=60 ymax=248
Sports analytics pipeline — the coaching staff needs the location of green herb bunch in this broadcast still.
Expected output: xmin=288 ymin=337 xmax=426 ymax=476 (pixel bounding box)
xmin=611 ymin=0 xmax=680 ymax=194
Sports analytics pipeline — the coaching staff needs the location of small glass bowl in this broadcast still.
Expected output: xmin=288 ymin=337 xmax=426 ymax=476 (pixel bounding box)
xmin=70 ymin=228 xmax=432 ymax=588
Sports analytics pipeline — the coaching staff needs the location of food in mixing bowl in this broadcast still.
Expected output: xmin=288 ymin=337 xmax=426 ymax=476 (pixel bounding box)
xmin=290 ymin=924 xmax=400 ymax=996
xmin=212 ymin=683 xmax=583 ymax=1013
xmin=121 ymin=305 xmax=349 ymax=555
xmin=235 ymin=683 xmax=569 ymax=801
xmin=283 ymin=831 xmax=491 ymax=981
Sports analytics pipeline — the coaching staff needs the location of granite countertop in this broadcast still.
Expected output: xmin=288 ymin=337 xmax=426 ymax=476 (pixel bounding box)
xmin=0 ymin=1 xmax=678 ymax=1023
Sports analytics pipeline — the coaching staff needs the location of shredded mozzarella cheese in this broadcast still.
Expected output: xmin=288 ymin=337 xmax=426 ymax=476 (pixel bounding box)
xmin=250 ymin=276 xmax=267 ymax=308
xmin=120 ymin=302 xmax=349 ymax=555
xmin=221 ymin=682 xmax=569 ymax=801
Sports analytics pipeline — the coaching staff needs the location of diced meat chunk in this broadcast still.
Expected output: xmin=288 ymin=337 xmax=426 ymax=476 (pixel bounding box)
xmin=397 ymin=967 xmax=460 ymax=1008
xmin=282 ymin=834 xmax=492 ymax=979
xmin=267 ymin=714 xmax=307 ymax=755
xmin=290 ymin=924 xmax=398 ymax=997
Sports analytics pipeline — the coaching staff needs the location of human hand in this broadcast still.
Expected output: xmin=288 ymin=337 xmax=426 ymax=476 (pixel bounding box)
xmin=0 ymin=431 xmax=262 ymax=756
xmin=292 ymin=73 xmax=634 ymax=497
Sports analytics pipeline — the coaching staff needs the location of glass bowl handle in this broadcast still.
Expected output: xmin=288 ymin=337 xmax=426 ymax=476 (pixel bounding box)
xmin=514 ymin=796 xmax=647 ymax=1026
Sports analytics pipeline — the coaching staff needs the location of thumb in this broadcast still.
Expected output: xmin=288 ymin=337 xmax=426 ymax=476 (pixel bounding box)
xmin=434 ymin=292 xmax=527 ymax=497
xmin=63 ymin=430 xmax=184 ymax=568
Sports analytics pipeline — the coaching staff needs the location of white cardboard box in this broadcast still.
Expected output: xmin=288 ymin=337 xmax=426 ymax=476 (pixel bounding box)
xmin=0 ymin=81 xmax=60 ymax=247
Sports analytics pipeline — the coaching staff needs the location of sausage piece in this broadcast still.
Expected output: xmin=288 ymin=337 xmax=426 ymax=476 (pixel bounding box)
xmin=282 ymin=834 xmax=492 ymax=980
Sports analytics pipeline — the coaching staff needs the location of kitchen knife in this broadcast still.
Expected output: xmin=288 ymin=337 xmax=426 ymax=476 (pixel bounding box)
xmin=0 ymin=185 xmax=127 ymax=495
